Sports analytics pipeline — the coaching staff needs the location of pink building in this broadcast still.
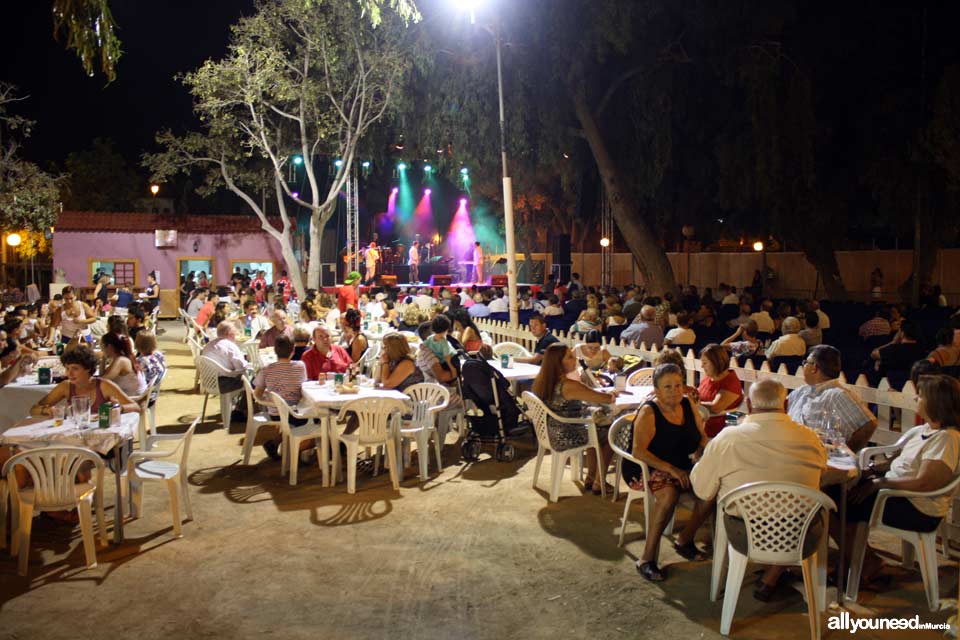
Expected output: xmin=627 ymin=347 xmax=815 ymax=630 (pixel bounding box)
xmin=53 ymin=211 xmax=288 ymax=315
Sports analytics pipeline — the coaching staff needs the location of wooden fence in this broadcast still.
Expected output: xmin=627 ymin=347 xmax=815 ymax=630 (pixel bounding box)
xmin=474 ymin=318 xmax=917 ymax=446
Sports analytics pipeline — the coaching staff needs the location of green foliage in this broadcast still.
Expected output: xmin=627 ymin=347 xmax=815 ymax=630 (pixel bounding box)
xmin=52 ymin=0 xmax=123 ymax=82
xmin=0 ymin=84 xmax=62 ymax=232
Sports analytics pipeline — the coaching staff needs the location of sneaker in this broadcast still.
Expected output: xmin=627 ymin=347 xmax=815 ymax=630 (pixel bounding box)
xmin=262 ymin=441 xmax=281 ymax=461
xmin=636 ymin=561 xmax=666 ymax=582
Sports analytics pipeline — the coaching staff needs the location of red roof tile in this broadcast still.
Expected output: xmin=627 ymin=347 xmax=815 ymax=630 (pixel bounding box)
xmin=57 ymin=211 xmax=286 ymax=234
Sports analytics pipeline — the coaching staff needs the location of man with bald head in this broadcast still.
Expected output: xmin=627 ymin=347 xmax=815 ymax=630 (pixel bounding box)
xmin=258 ymin=309 xmax=294 ymax=349
xmin=301 ymin=325 xmax=351 ymax=380
xmin=691 ymin=379 xmax=828 ymax=600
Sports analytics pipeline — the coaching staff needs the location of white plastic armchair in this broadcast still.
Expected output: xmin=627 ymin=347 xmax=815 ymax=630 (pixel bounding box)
xmin=269 ymin=391 xmax=325 ymax=486
xmin=196 ymin=355 xmax=244 ymax=429
xmin=2 ymin=446 xmax=107 ymax=575
xmin=492 ymin=342 xmax=532 ymax=359
xmin=145 ymin=367 xmax=167 ymax=437
xmin=335 ymin=397 xmax=408 ymax=494
xmin=607 ymin=415 xmax=687 ymax=552
xmin=400 ymin=383 xmax=451 ymax=481
xmin=714 ymin=482 xmax=835 ymax=638
xmin=127 ymin=417 xmax=199 ymax=538
xmin=358 ymin=341 xmax=382 ymax=377
xmin=187 ymin=335 xmax=205 ymax=388
xmin=523 ymin=391 xmax=605 ymax=502
xmin=239 ymin=376 xmax=281 ymax=465
xmin=847 ymin=427 xmax=960 ymax=610
xmin=626 ymin=367 xmax=655 ymax=387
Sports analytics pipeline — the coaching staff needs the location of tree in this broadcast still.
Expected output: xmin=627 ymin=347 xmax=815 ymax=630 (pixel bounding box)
xmin=0 ymin=83 xmax=61 ymax=233
xmin=145 ymin=0 xmax=411 ymax=299
xmin=62 ymin=137 xmax=141 ymax=211
xmin=50 ymin=0 xmax=420 ymax=82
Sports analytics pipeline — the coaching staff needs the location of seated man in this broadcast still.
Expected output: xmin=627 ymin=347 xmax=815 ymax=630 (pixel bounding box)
xmin=201 ymin=321 xmax=251 ymax=395
xmin=242 ymin=300 xmax=272 ymax=338
xmin=258 ymin=309 xmax=294 ymax=349
xmin=691 ymin=379 xmax=827 ymax=601
xmin=195 ymin=292 xmax=219 ymax=329
xmin=787 ymin=345 xmax=877 ymax=451
xmin=414 ymin=321 xmax=461 ymax=407
xmin=253 ymin=334 xmax=309 ymax=461
xmin=870 ymin=321 xmax=926 ymax=376
xmin=301 ymin=326 xmax=351 ymax=380
xmin=514 ymin=313 xmax=558 ymax=365
xmin=620 ymin=304 xmax=664 ymax=348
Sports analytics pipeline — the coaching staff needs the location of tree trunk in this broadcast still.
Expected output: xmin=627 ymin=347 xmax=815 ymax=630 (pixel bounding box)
xmin=571 ymin=89 xmax=677 ymax=296
xmin=307 ymin=213 xmax=322 ymax=290
xmin=802 ymin=243 xmax=848 ymax=300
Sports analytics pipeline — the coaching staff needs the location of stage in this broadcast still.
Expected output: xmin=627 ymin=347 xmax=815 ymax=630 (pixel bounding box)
xmin=318 ymin=282 xmax=543 ymax=297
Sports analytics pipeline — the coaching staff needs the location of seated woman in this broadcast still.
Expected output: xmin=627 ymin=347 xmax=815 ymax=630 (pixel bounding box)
xmin=765 ymin=316 xmax=806 ymax=361
xmin=134 ymin=331 xmax=167 ymax=387
xmin=377 ymin=333 xmax=424 ymax=392
xmin=31 ymin=344 xmax=140 ymax=417
xmin=697 ymin=344 xmax=743 ymax=437
xmin=531 ymin=343 xmax=618 ymax=495
xmin=101 ymin=332 xmax=148 ymax=398
xmin=798 ymin=311 xmax=822 ymax=348
xmin=570 ymin=309 xmax=601 ymax=335
xmin=542 ymin=295 xmax=564 ymax=317
xmin=721 ymin=319 xmax=761 ymax=358
xmin=827 ymin=374 xmax=960 ymax=589
xmin=339 ymin=308 xmax=368 ymax=363
xmin=573 ymin=329 xmax=611 ymax=372
xmin=625 ymin=363 xmax=711 ymax=581
xmin=253 ymin=335 xmax=309 ymax=461
xmin=664 ymin=311 xmax=696 ymax=347
xmin=928 ymin=326 xmax=960 ymax=368
xmin=451 ymin=310 xmax=483 ymax=353
xmin=291 ymin=324 xmax=311 ymax=360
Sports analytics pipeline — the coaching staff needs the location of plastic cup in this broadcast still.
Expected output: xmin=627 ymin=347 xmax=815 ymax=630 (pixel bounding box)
xmin=72 ymin=397 xmax=91 ymax=428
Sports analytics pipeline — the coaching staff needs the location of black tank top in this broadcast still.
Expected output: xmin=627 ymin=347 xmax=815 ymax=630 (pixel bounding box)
xmin=644 ymin=398 xmax=701 ymax=472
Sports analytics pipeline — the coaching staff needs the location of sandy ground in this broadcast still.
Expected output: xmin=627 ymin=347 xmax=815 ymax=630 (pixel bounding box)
xmin=0 ymin=321 xmax=957 ymax=639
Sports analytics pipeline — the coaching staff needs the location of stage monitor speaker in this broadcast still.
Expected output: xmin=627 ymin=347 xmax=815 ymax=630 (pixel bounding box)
xmin=392 ymin=264 xmax=410 ymax=284
xmin=320 ymin=263 xmax=337 ymax=288
xmin=378 ymin=274 xmax=398 ymax=288
xmin=491 ymin=274 xmax=508 ymax=287
xmin=552 ymin=234 xmax=571 ymax=265
xmin=430 ymin=274 xmax=452 ymax=287
xmin=551 ymin=263 xmax=572 ymax=283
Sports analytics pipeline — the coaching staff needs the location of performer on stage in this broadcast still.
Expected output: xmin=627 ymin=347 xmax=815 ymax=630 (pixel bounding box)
xmin=473 ymin=241 xmax=484 ymax=284
xmin=408 ymin=240 xmax=420 ymax=284
xmin=364 ymin=240 xmax=381 ymax=286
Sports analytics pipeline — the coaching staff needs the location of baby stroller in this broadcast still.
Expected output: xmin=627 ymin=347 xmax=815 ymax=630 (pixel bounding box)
xmin=457 ymin=355 xmax=531 ymax=462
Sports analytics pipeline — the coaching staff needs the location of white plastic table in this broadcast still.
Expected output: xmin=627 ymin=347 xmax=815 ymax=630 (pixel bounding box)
xmin=1 ymin=412 xmax=140 ymax=543
xmin=300 ymin=382 xmax=411 ymax=486
xmin=0 ymin=376 xmax=57 ymax=432
xmin=486 ymin=360 xmax=541 ymax=382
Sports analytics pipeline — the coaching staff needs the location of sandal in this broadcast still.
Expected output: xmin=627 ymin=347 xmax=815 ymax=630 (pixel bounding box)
xmin=636 ymin=560 xmax=666 ymax=582
xmin=673 ymin=540 xmax=706 ymax=561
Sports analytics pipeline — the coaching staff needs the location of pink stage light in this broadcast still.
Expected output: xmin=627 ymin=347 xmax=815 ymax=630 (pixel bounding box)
xmin=391 ymin=187 xmax=399 ymax=194
xmin=291 ymin=192 xmax=299 ymax=198
xmin=459 ymin=198 xmax=467 ymax=206
xmin=447 ymin=199 xmax=476 ymax=266
xmin=425 ymin=188 xmax=432 ymax=195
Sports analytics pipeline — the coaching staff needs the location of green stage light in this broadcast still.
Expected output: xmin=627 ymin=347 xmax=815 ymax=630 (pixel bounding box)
xmin=423 ymin=164 xmax=432 ymax=173
xmin=362 ymin=161 xmax=371 ymax=169
xmin=460 ymin=167 xmax=469 ymax=175
xmin=334 ymin=159 xmax=343 ymax=168
xmin=397 ymin=162 xmax=407 ymax=171
xmin=293 ymin=156 xmax=303 ymax=165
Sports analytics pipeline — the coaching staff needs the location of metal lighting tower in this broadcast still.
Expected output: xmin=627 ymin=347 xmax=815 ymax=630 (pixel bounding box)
xmin=345 ymin=167 xmax=360 ymax=278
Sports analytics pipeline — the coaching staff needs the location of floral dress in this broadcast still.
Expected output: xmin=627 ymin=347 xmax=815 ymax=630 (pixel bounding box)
xmin=545 ymin=381 xmax=590 ymax=451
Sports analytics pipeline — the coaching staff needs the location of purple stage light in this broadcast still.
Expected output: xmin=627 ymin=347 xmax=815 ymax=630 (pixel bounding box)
xmin=392 ymin=187 xmax=399 ymax=194
xmin=291 ymin=192 xmax=299 ymax=198
xmin=425 ymin=188 xmax=432 ymax=195
xmin=459 ymin=198 xmax=467 ymax=206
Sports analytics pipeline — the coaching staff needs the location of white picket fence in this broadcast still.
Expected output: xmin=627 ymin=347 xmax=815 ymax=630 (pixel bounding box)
xmin=474 ymin=318 xmax=917 ymax=446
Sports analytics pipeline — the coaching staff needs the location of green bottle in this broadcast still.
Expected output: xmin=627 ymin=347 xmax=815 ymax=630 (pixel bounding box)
xmin=98 ymin=402 xmax=111 ymax=429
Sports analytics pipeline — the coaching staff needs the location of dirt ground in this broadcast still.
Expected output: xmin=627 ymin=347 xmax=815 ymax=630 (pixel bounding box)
xmin=0 ymin=321 xmax=956 ymax=639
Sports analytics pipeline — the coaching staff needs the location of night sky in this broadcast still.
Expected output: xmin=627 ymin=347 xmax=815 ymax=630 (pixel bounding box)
xmin=1 ymin=0 xmax=254 ymax=167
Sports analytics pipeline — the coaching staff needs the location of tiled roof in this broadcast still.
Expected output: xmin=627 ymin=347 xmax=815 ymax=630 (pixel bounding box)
xmin=56 ymin=211 xmax=286 ymax=234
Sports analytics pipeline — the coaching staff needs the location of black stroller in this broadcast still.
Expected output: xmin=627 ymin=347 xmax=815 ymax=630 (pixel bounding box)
xmin=457 ymin=354 xmax=531 ymax=462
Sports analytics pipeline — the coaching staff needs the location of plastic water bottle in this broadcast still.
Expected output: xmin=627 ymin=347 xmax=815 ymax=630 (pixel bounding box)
xmin=245 ymin=316 xmax=252 ymax=338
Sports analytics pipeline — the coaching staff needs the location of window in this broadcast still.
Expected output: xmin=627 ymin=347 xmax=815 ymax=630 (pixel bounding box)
xmin=229 ymin=260 xmax=275 ymax=283
xmin=90 ymin=259 xmax=139 ymax=287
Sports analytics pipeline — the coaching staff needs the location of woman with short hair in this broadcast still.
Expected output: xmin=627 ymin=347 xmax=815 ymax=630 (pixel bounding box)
xmin=697 ymin=344 xmax=743 ymax=437
xmin=31 ymin=344 xmax=139 ymax=417
xmin=625 ymin=363 xmax=710 ymax=581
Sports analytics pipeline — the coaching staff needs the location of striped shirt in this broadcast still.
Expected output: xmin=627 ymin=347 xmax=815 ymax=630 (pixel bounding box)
xmin=786 ymin=379 xmax=875 ymax=442
xmin=254 ymin=360 xmax=306 ymax=416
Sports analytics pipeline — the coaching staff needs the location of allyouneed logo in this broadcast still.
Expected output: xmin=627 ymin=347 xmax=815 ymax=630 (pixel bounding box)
xmin=828 ymin=611 xmax=950 ymax=633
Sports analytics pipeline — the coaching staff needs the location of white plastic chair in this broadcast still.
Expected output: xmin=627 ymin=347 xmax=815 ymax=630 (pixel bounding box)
xmin=400 ymin=383 xmax=451 ymax=481
xmin=492 ymin=342 xmax=532 ymax=359
xmin=335 ymin=397 xmax=407 ymax=494
xmin=127 ymin=418 xmax=199 ymax=538
xmin=239 ymin=376 xmax=282 ymax=465
xmin=2 ymin=446 xmax=107 ymax=576
xmin=145 ymin=367 xmax=167 ymax=437
xmin=847 ymin=429 xmax=960 ymax=610
xmin=713 ymin=482 xmax=834 ymax=639
xmin=269 ymin=392 xmax=325 ymax=486
xmin=196 ymin=355 xmax=244 ymax=429
xmin=187 ymin=335 xmax=204 ymax=388
xmin=523 ymin=391 xmax=605 ymax=502
xmin=358 ymin=341 xmax=381 ymax=376
xmin=626 ymin=367 xmax=655 ymax=387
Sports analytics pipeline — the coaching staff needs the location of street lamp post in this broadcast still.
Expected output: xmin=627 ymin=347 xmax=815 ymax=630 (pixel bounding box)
xmin=494 ymin=21 xmax=520 ymax=327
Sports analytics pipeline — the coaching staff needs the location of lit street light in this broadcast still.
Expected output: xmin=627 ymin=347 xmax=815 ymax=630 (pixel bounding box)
xmin=599 ymin=237 xmax=610 ymax=248
xmin=752 ymin=241 xmax=764 ymax=252
xmin=150 ymin=184 xmax=160 ymax=196
xmin=6 ymin=233 xmax=22 ymax=247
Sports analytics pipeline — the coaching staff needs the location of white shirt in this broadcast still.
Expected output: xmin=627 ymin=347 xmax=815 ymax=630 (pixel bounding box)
xmin=201 ymin=338 xmax=249 ymax=377
xmin=749 ymin=311 xmax=775 ymax=333
xmin=691 ymin=412 xmax=827 ymax=515
xmin=488 ymin=297 xmax=509 ymax=313
xmin=887 ymin=425 xmax=960 ymax=516
xmin=815 ymin=308 xmax=831 ymax=330
xmin=765 ymin=333 xmax=807 ymax=360
xmin=324 ymin=308 xmax=340 ymax=332
xmin=408 ymin=246 xmax=420 ymax=265
xmin=365 ymin=247 xmax=379 ymax=269
xmin=721 ymin=293 xmax=741 ymax=306
xmin=414 ymin=294 xmax=434 ymax=311
xmin=664 ymin=326 xmax=696 ymax=346
xmin=364 ymin=301 xmax=385 ymax=319
xmin=473 ymin=246 xmax=483 ymax=263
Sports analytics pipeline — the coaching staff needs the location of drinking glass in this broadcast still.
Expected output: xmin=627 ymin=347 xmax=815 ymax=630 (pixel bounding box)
xmin=52 ymin=403 xmax=66 ymax=427
xmin=72 ymin=396 xmax=91 ymax=428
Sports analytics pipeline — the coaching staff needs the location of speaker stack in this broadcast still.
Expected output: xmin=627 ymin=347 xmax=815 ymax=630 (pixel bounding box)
xmin=551 ymin=234 xmax=572 ymax=283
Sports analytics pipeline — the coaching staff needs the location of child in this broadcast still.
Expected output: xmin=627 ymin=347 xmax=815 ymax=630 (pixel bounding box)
xmin=426 ymin=314 xmax=453 ymax=364
xmin=605 ymin=356 xmax=624 ymax=375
